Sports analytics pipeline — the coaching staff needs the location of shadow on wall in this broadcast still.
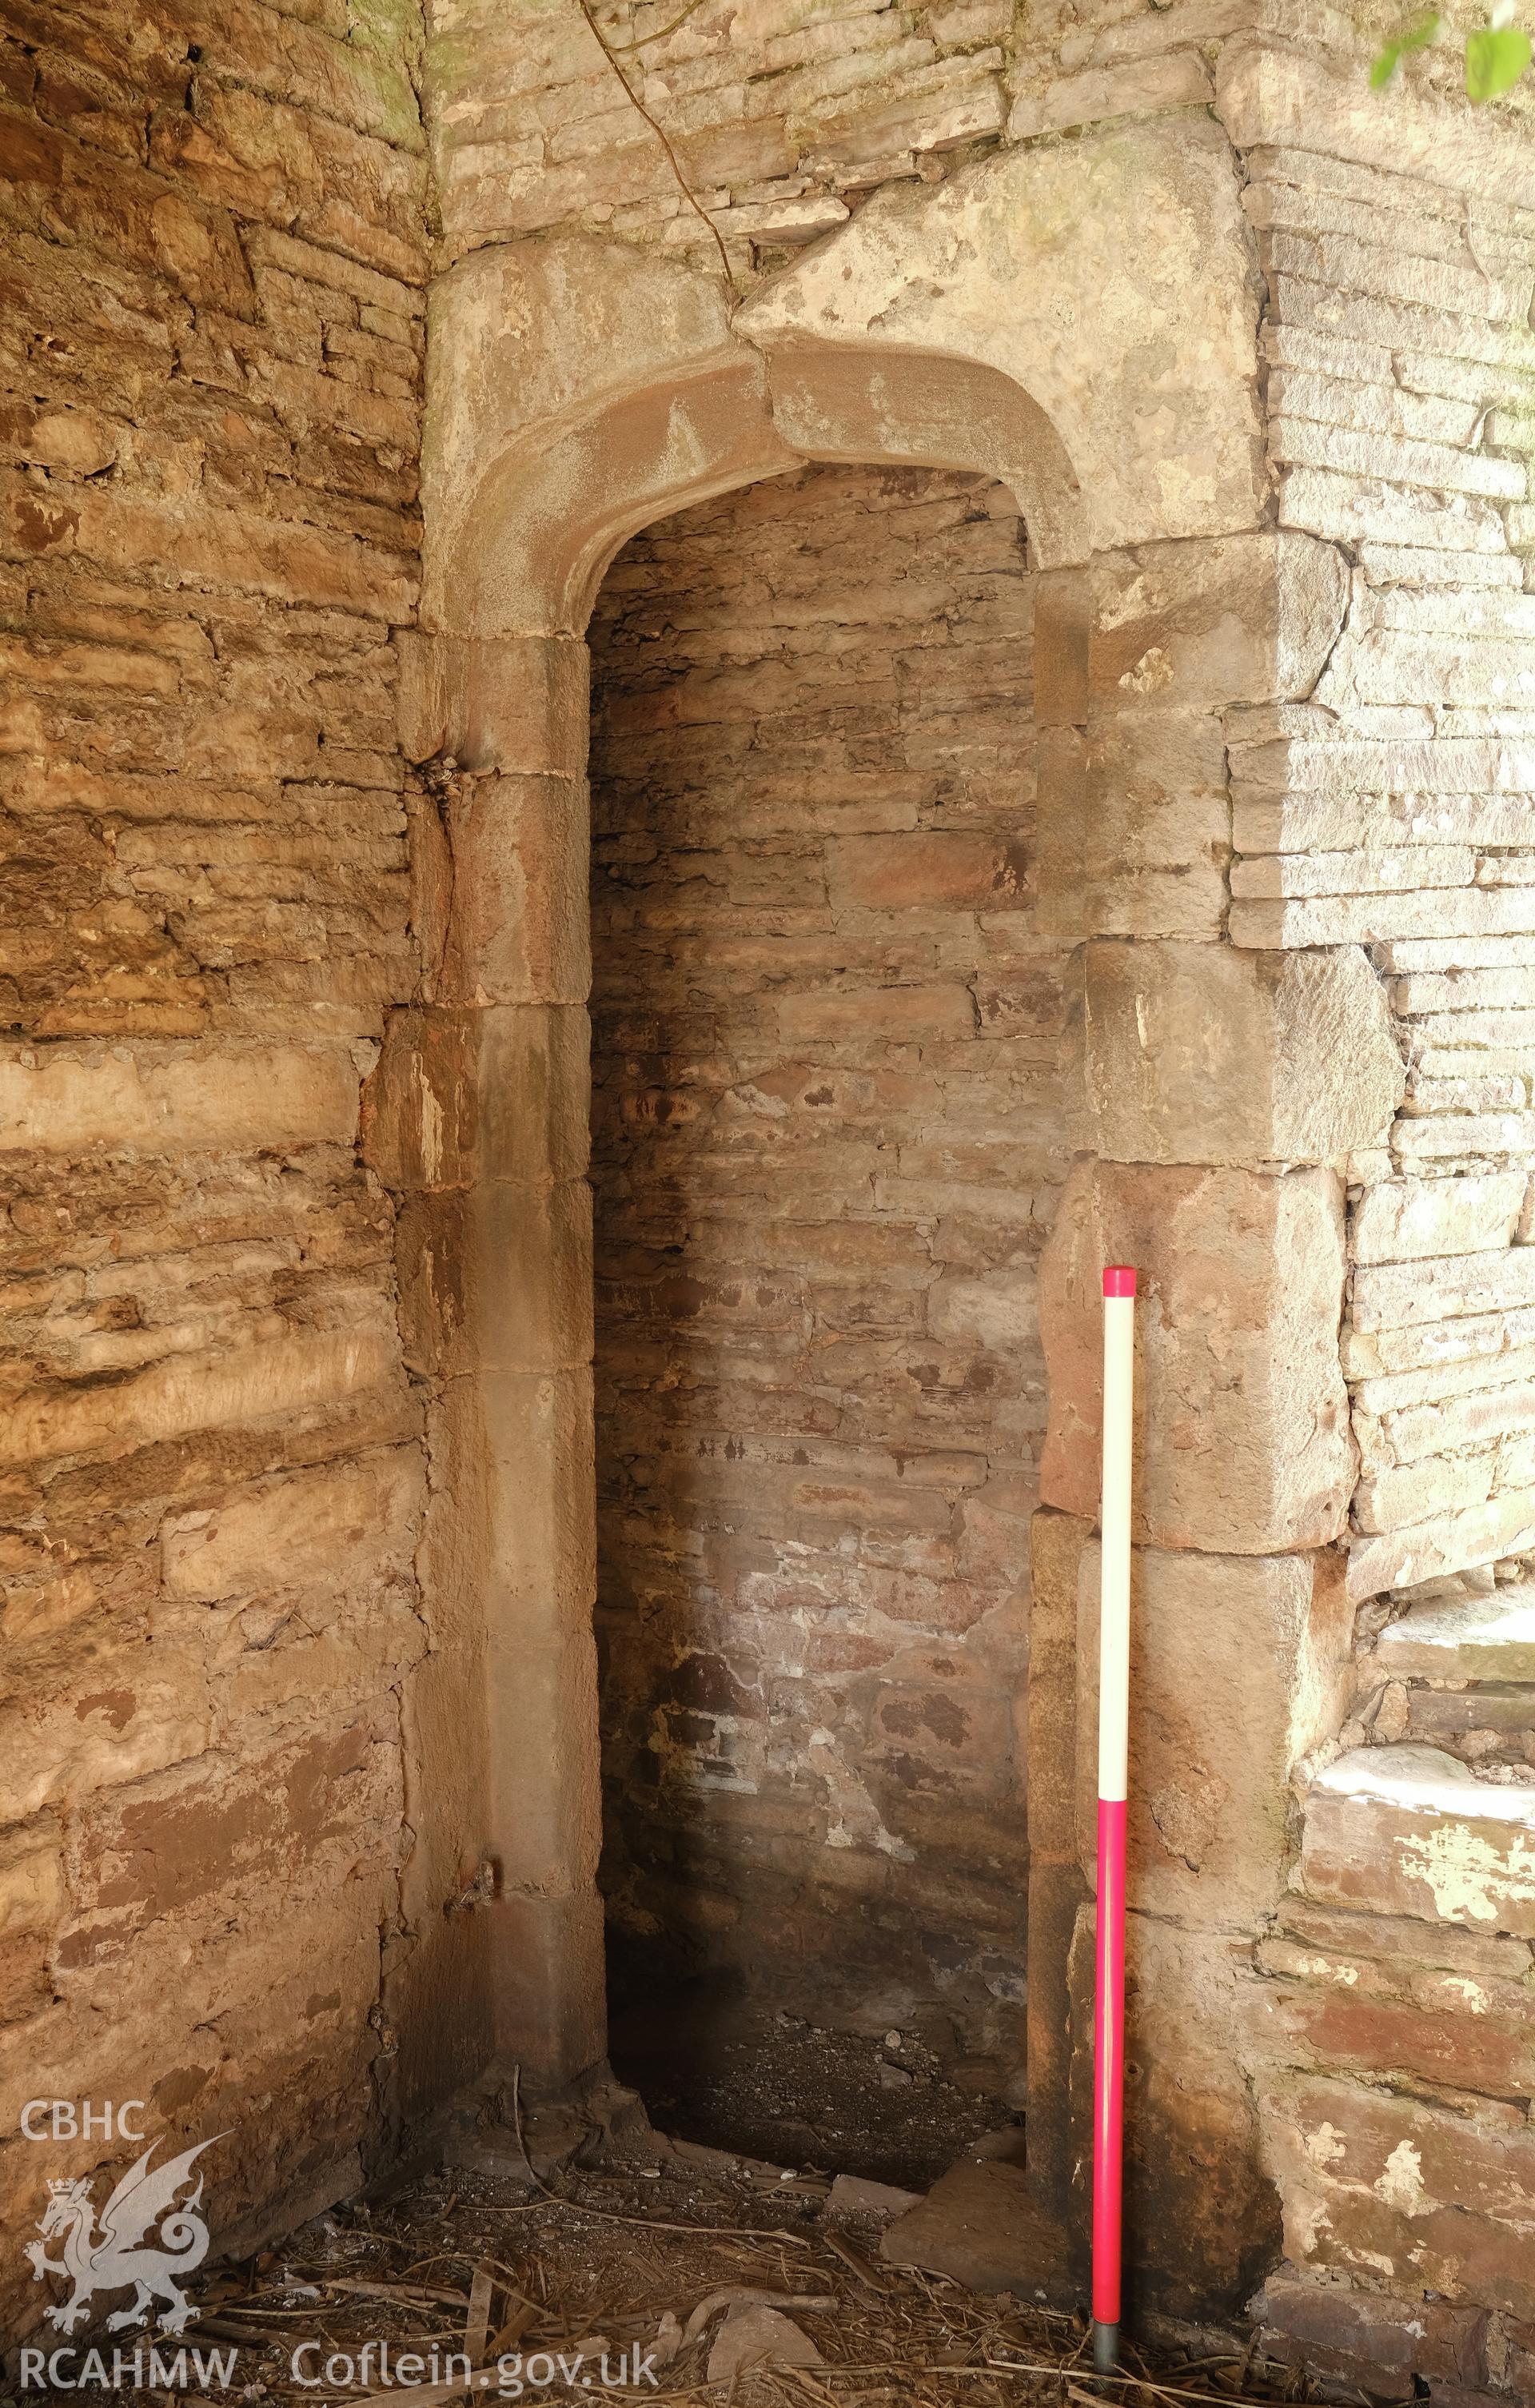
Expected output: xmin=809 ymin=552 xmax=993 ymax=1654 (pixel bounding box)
xmin=584 ymin=457 xmax=1074 ymax=2184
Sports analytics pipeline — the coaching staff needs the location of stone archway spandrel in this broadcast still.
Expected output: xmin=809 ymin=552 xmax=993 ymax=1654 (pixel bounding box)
xmin=421 ymin=114 xmax=1268 ymax=642
xmin=736 ymin=114 xmax=1267 ymax=560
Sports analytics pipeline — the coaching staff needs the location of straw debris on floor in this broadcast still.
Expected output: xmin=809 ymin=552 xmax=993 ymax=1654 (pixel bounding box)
xmin=39 ymin=2143 xmax=1353 ymax=2408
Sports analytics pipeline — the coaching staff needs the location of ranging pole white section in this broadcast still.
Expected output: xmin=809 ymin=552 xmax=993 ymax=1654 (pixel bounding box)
xmin=1097 ymin=1285 xmax=1136 ymax=1804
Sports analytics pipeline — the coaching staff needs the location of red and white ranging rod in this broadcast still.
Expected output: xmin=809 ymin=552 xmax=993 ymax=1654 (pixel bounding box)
xmin=1092 ymin=1265 xmax=1137 ymax=2375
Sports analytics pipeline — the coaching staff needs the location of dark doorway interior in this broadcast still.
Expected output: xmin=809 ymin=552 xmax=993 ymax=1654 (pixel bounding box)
xmin=587 ymin=461 xmax=1069 ymax=2184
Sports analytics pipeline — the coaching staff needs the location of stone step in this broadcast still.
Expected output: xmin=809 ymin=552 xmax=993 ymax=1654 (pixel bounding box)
xmin=1300 ymin=1742 xmax=1535 ymax=1936
xmin=1375 ymin=1585 xmax=1535 ymax=1684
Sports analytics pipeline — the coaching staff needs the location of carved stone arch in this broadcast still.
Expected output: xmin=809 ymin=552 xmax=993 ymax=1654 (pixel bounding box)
xmin=430 ymin=342 xmax=1093 ymax=643
xmin=373 ymin=111 xmax=1402 ymax=2315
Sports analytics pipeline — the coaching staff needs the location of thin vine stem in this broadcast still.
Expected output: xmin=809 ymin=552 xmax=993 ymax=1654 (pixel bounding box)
xmin=576 ymin=0 xmax=740 ymax=293
xmin=600 ymin=0 xmax=713 ymax=54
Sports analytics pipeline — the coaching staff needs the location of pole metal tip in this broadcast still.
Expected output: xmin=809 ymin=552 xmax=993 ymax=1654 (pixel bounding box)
xmin=1091 ymin=2319 xmax=1120 ymax=2374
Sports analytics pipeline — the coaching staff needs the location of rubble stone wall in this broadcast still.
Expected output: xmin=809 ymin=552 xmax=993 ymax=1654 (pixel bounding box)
xmin=425 ymin=2 xmax=1533 ymax=278
xmin=1222 ymin=98 xmax=1535 ymax=2399
xmin=588 ymin=460 xmax=1066 ymax=2091
xmin=0 ymin=0 xmax=430 ymax=2330
xmin=9 ymin=0 xmax=1535 ymax=2386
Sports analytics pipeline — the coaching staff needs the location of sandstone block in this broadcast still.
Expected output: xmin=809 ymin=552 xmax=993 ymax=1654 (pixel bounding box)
xmin=361 ymin=1004 xmax=591 ymax=1193
xmin=1082 ymin=940 xmax=1402 ymax=1166
xmin=1074 ymin=1544 xmax=1350 ymax=1926
xmin=1231 ymin=887 xmax=1535 ymax=949
xmin=433 ymin=774 xmax=590 ymax=1007
xmin=1023 ymin=1856 xmax=1086 ymax=2219
xmin=1253 ymin=2270 xmax=1489 ymax=2396
xmin=1351 ymin=1173 xmax=1526 ymax=1265
xmin=1023 ymin=1509 xmax=1087 ymax=2208
xmin=218 ymin=1597 xmax=428 ymax=1725
xmin=397 ymin=632 xmax=590 ymax=775
xmin=1302 ymin=1744 xmax=1535 ymax=1936
xmin=1007 ymin=51 xmax=1212 ymax=143
xmin=161 ymin=1450 xmax=425 ymax=1601
xmin=1348 ymin=1485 xmax=1535 ymax=1601
xmin=422 ymin=237 xmax=784 ymax=632
xmin=1039 ymin=1159 xmax=1353 ymax=1553
xmin=1376 ymin=1588 xmax=1535 ymax=1683
xmin=426 ymin=1365 xmax=597 ymax=1641
xmin=1025 ymin=1508 xmax=1088 ymax=1860
xmin=0 ymin=1824 xmax=66 ymax=1940
xmin=1035 ymin=531 xmax=1347 ymax=726
xmin=775 ymin=984 xmax=976 ymax=1044
xmin=1352 ymin=1246 xmax=1535 ymax=1334
xmin=1036 ymin=715 xmax=1229 ymax=942
xmin=1216 ymin=36 xmax=1535 ymax=216
xmin=826 ymin=831 xmax=1028 ymax=912
xmin=488 ymin=1887 xmax=607 ymax=2091
xmin=2 ymin=1667 xmax=212 ymax=1819
xmin=0 ymin=1043 xmax=360 ymax=1154
xmin=485 ymin=1590 xmax=602 ymax=1899
xmin=1258 ymin=1960 xmax=1535 ymax=2103
xmin=395 ymin=1180 xmax=593 ymax=1377
xmin=739 ymin=114 xmax=1267 ymax=557
xmin=1067 ymin=1912 xmax=1282 ymax=2312
xmin=879 ymin=2158 xmax=1070 ymax=2298
xmin=1263 ymin=2069 xmax=1535 ymax=2319
xmin=0 ymin=1322 xmax=400 ymax=1467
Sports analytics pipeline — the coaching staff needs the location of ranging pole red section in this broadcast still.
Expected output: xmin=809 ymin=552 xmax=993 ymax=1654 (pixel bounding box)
xmin=1091 ymin=1796 xmax=1128 ymax=2328
xmin=1093 ymin=1264 xmax=1136 ymax=2371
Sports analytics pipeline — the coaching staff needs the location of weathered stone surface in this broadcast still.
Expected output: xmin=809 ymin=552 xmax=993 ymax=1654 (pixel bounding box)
xmin=824 ymin=2173 xmax=923 ymax=2225
xmin=0 ymin=1824 xmax=66 ymax=1940
xmin=1082 ymin=941 xmax=1403 ymax=1166
xmin=1075 ymin=1544 xmax=1351 ymax=1926
xmin=15 ymin=0 xmax=1535 ymax=2356
xmin=488 ymin=1888 xmax=607 ymax=2091
xmin=434 ymin=774 xmax=591 ymax=1007
xmin=1263 ymin=2071 xmax=1535 ymax=2320
xmin=880 ymin=2158 xmax=1070 ymax=2298
xmin=1025 ymin=1508 xmax=1090 ymax=2215
xmin=397 ymin=632 xmax=591 ymax=775
xmin=1352 ymin=1173 xmax=1528 ymax=1265
xmin=1036 ymin=712 xmax=1230 ymax=941
xmin=1253 ymin=2270 xmax=1490 ymax=2398
xmin=1218 ymin=35 xmax=1535 ymax=213
xmin=0 ymin=0 xmax=430 ymax=2295
xmin=708 ymin=2306 xmax=824 ymax=2382
xmin=396 ymin=1181 xmax=594 ymax=1381
xmin=0 ymin=1044 xmax=361 ymax=1153
xmin=0 ymin=1320 xmax=400 ymax=1467
xmin=1257 ymin=1948 xmax=1535 ymax=2102
xmin=423 ymin=238 xmax=795 ymax=637
xmin=1349 ymin=1489 xmax=1535 ymax=1604
xmin=1039 ymin=1160 xmax=1353 ymax=1553
xmin=740 ymin=116 xmax=1265 ymax=557
xmin=1375 ymin=1586 xmax=1535 ymax=1684
xmin=161 ymin=1451 xmax=425 ymax=1601
xmin=1026 ymin=1509 xmax=1086 ymax=1862
xmin=1037 ymin=532 xmax=1346 ymax=724
xmin=361 ymin=1004 xmax=591 ymax=1193
xmin=1302 ymin=1744 xmax=1535 ymax=1936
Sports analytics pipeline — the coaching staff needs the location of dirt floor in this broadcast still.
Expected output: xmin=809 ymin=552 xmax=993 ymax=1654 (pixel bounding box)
xmin=607 ymin=1983 xmax=1013 ymax=2190
xmin=28 ymin=2131 xmax=1340 ymax=2408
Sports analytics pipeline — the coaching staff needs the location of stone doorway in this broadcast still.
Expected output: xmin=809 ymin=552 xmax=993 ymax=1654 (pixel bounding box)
xmin=584 ymin=460 xmax=1071 ymax=2184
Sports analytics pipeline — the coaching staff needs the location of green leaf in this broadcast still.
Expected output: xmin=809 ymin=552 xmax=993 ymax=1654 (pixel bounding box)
xmin=1370 ymin=10 xmax=1440 ymax=85
xmin=1466 ymin=23 xmax=1533 ymax=99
